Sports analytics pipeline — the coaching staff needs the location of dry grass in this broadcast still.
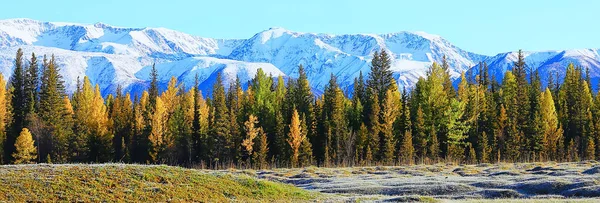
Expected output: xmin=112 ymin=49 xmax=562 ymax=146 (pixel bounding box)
xmin=0 ymin=164 xmax=320 ymax=202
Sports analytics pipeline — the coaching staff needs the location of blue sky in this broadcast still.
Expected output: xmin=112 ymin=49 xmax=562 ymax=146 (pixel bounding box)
xmin=0 ymin=0 xmax=597 ymax=55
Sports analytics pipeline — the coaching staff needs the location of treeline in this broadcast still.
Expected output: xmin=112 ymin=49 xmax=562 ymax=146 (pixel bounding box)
xmin=0 ymin=48 xmax=599 ymax=167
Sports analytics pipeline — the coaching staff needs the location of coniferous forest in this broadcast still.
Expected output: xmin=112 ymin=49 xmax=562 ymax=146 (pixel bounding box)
xmin=1 ymin=48 xmax=599 ymax=168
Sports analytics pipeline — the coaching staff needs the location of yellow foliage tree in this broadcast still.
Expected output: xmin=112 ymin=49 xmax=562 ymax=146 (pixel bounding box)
xmin=288 ymin=109 xmax=306 ymax=167
xmin=539 ymin=88 xmax=563 ymax=160
xmin=13 ymin=128 xmax=37 ymax=164
xmin=149 ymin=97 xmax=169 ymax=162
xmin=241 ymin=115 xmax=259 ymax=157
xmin=0 ymin=74 xmax=6 ymax=163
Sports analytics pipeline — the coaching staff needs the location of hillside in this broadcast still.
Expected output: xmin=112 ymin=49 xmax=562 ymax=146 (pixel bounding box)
xmin=0 ymin=164 xmax=319 ymax=202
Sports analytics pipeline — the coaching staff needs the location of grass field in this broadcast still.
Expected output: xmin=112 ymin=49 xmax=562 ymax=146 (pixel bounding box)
xmin=0 ymin=164 xmax=320 ymax=202
xmin=2 ymin=162 xmax=600 ymax=202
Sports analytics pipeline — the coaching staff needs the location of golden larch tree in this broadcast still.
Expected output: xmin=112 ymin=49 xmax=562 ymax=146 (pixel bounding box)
xmin=288 ymin=109 xmax=305 ymax=167
xmin=13 ymin=128 xmax=37 ymax=164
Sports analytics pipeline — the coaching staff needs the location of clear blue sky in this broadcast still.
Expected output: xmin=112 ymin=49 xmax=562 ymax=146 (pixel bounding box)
xmin=1 ymin=0 xmax=597 ymax=55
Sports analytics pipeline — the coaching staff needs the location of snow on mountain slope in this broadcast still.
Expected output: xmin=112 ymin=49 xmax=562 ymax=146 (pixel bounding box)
xmin=0 ymin=45 xmax=146 ymax=93
xmin=134 ymin=56 xmax=284 ymax=95
xmin=0 ymin=19 xmax=243 ymax=59
xmin=229 ymin=27 xmax=486 ymax=89
xmin=1 ymin=18 xmax=599 ymax=96
xmin=466 ymin=49 xmax=600 ymax=87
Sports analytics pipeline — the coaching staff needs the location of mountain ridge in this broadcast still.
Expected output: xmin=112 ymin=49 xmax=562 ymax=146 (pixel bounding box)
xmin=0 ymin=18 xmax=598 ymax=95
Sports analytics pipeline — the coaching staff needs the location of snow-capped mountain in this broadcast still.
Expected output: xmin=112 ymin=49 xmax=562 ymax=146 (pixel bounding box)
xmin=229 ymin=27 xmax=486 ymax=89
xmin=466 ymin=49 xmax=600 ymax=87
xmin=0 ymin=18 xmax=598 ymax=96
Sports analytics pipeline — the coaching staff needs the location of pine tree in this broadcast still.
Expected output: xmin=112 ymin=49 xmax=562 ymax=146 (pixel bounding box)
xmin=355 ymin=123 xmax=368 ymax=164
xmin=192 ymin=75 xmax=209 ymax=163
xmin=295 ymin=64 xmax=313 ymax=121
xmin=367 ymin=94 xmax=380 ymax=163
xmin=414 ymin=106 xmax=428 ymax=162
xmin=584 ymin=136 xmax=595 ymax=161
xmin=253 ymin=128 xmax=269 ymax=169
xmin=148 ymin=63 xmax=159 ymax=108
xmin=12 ymin=128 xmax=36 ymax=164
xmin=299 ymin=116 xmax=313 ymax=167
xmin=24 ymin=53 xmax=39 ymax=125
xmin=6 ymin=48 xmax=26 ymax=162
xmin=210 ymin=72 xmax=230 ymax=163
xmin=478 ymin=131 xmax=490 ymax=163
xmin=365 ymin=50 xmax=392 ymax=133
xmin=37 ymin=55 xmax=70 ymax=162
xmin=322 ymin=74 xmax=347 ymax=164
xmin=495 ymin=104 xmax=508 ymax=162
xmin=399 ymin=130 xmax=415 ymax=165
xmin=110 ymin=86 xmax=133 ymax=162
xmin=529 ymin=71 xmax=543 ymax=160
xmin=567 ymin=139 xmax=579 ymax=162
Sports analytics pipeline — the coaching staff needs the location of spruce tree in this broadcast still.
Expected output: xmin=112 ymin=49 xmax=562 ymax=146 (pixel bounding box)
xmin=6 ymin=48 xmax=26 ymax=162
xmin=38 ymin=55 xmax=70 ymax=162
xmin=148 ymin=63 xmax=159 ymax=108
xmin=210 ymin=72 xmax=230 ymax=163
xmin=399 ymin=130 xmax=415 ymax=165
xmin=110 ymin=86 xmax=133 ymax=162
xmin=253 ymin=128 xmax=268 ymax=169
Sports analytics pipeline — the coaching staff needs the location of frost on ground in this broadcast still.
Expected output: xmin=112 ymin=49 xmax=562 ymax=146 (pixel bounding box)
xmin=223 ymin=161 xmax=600 ymax=202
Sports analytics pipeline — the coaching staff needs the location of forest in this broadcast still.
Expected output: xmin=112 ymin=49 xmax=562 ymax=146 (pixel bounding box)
xmin=0 ymin=48 xmax=598 ymax=168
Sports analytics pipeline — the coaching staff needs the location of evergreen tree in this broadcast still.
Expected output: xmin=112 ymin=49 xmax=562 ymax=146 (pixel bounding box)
xmin=414 ymin=106 xmax=428 ymax=162
xmin=110 ymin=86 xmax=133 ymax=162
xmin=253 ymin=127 xmax=268 ymax=169
xmin=148 ymin=63 xmax=159 ymax=108
xmin=295 ymin=64 xmax=313 ymax=121
xmin=210 ymin=72 xmax=230 ymax=163
xmin=399 ymin=130 xmax=415 ymax=165
xmin=38 ymin=55 xmax=70 ymax=162
xmin=478 ymin=131 xmax=490 ymax=163
xmin=6 ymin=48 xmax=26 ymax=162
xmin=299 ymin=116 xmax=313 ymax=167
xmin=24 ymin=53 xmax=39 ymax=122
xmin=366 ymin=94 xmax=380 ymax=163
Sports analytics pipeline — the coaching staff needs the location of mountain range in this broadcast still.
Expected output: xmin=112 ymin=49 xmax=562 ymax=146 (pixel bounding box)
xmin=1 ymin=18 xmax=599 ymax=96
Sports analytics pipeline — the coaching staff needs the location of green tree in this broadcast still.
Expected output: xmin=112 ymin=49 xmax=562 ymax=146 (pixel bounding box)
xmin=210 ymin=72 xmax=230 ymax=163
xmin=6 ymin=48 xmax=26 ymax=162
xmin=38 ymin=55 xmax=70 ymax=162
